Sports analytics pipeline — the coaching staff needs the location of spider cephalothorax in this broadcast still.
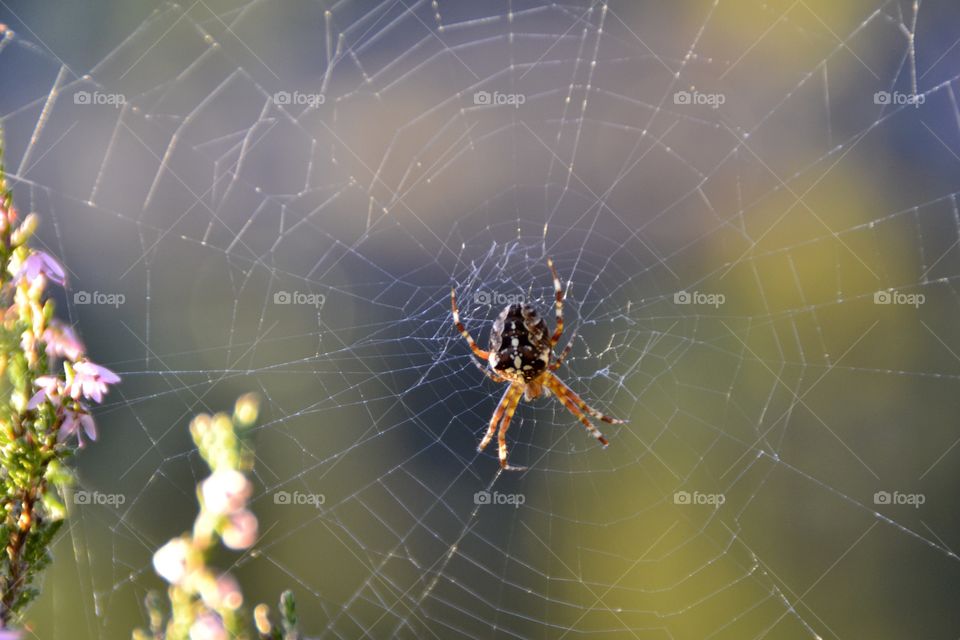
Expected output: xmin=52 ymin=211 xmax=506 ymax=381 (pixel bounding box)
xmin=451 ymin=258 xmax=625 ymax=470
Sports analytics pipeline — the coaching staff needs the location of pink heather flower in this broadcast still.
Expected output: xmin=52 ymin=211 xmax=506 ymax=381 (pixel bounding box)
xmin=0 ymin=630 xmax=22 ymax=640
xmin=15 ymin=251 xmax=66 ymax=287
xmin=58 ymin=407 xmax=97 ymax=446
xmin=66 ymin=360 xmax=120 ymax=403
xmin=201 ymin=574 xmax=243 ymax=611
xmin=201 ymin=470 xmax=252 ymax=517
xmin=28 ymin=375 xmax=63 ymax=409
xmin=189 ymin=613 xmax=228 ymax=640
xmin=43 ymin=322 xmax=85 ymax=362
xmin=153 ymin=538 xmax=192 ymax=585
xmin=221 ymin=509 xmax=258 ymax=550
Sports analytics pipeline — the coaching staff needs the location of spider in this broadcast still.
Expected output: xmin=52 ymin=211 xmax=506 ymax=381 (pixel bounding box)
xmin=451 ymin=258 xmax=625 ymax=470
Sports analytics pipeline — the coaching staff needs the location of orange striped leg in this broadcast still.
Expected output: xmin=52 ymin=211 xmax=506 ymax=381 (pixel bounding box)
xmin=546 ymin=372 xmax=625 ymax=425
xmin=471 ymin=357 xmax=508 ymax=384
xmin=479 ymin=385 xmax=517 ymax=453
xmin=545 ymin=375 xmax=610 ymax=447
xmin=497 ymin=385 xmax=525 ymax=470
xmin=451 ymin=288 xmax=490 ymax=360
xmin=550 ymin=330 xmax=576 ymax=370
xmin=547 ymin=258 xmax=564 ymax=346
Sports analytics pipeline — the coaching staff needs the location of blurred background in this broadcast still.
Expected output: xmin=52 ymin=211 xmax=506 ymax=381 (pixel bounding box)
xmin=1 ymin=0 xmax=960 ymax=638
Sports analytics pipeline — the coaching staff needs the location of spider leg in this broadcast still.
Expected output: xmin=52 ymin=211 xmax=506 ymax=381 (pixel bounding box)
xmin=497 ymin=385 xmax=526 ymax=470
xmin=451 ymin=288 xmax=490 ymax=361
xmin=471 ymin=357 xmax=508 ymax=384
xmin=547 ymin=258 xmax=564 ymax=347
xmin=546 ymin=371 xmax=626 ymax=425
xmin=478 ymin=384 xmax=517 ymax=454
xmin=549 ymin=330 xmax=577 ymax=371
xmin=546 ymin=379 xmax=610 ymax=448
xmin=544 ymin=374 xmax=609 ymax=447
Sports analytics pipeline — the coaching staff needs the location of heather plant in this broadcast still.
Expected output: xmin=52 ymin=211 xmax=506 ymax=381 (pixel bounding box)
xmin=0 ymin=133 xmax=120 ymax=633
xmin=0 ymin=131 xmax=300 ymax=640
xmin=134 ymin=395 xmax=301 ymax=640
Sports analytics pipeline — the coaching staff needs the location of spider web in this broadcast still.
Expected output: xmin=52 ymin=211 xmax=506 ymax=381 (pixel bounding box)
xmin=1 ymin=0 xmax=960 ymax=638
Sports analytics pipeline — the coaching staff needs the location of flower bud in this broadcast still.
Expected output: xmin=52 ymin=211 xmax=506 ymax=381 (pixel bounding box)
xmin=189 ymin=613 xmax=227 ymax=640
xmin=254 ymin=604 xmax=272 ymax=635
xmin=200 ymin=573 xmax=243 ymax=610
xmin=201 ymin=470 xmax=251 ymax=517
xmin=11 ymin=212 xmax=38 ymax=246
xmin=221 ymin=509 xmax=257 ymax=550
xmin=153 ymin=537 xmax=192 ymax=585
xmin=233 ymin=393 xmax=259 ymax=428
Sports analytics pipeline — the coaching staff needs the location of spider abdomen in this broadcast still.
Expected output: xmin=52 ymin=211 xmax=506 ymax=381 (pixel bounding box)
xmin=488 ymin=303 xmax=551 ymax=382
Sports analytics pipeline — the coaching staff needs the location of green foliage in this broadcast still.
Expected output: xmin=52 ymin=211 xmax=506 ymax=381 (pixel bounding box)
xmin=279 ymin=590 xmax=299 ymax=640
